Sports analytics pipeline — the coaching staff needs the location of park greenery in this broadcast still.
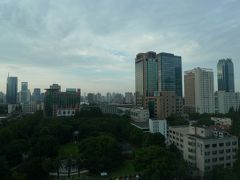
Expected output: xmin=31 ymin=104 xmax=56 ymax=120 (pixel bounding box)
xmin=0 ymin=106 xmax=240 ymax=179
xmin=0 ymin=107 xmax=187 ymax=180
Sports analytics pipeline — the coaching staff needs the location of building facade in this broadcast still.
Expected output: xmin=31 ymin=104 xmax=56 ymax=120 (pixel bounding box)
xmin=168 ymin=125 xmax=238 ymax=175
xmin=135 ymin=51 xmax=182 ymax=107
xmin=6 ymin=76 xmax=18 ymax=104
xmin=130 ymin=108 xmax=149 ymax=122
xmin=44 ymin=85 xmax=81 ymax=117
xmin=157 ymin=53 xmax=182 ymax=97
xmin=145 ymin=91 xmax=183 ymax=119
xmin=149 ymin=119 xmax=167 ymax=138
xmin=217 ymin=59 xmax=235 ymax=92
xmin=215 ymin=91 xmax=240 ymax=114
xmin=184 ymin=68 xmax=215 ymax=114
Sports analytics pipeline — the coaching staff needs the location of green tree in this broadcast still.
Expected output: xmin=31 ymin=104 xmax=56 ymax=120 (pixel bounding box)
xmin=134 ymin=146 xmax=187 ymax=180
xmin=142 ymin=133 xmax=165 ymax=147
xmin=79 ymin=135 xmax=121 ymax=172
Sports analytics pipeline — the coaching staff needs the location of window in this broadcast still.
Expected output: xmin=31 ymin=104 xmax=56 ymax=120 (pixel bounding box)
xmin=219 ymin=157 xmax=224 ymax=161
xmin=212 ymin=144 xmax=217 ymax=148
xmin=205 ymin=144 xmax=210 ymax=149
xmin=232 ymin=148 xmax=237 ymax=152
xmin=212 ymin=150 xmax=217 ymax=155
xmin=205 ymin=151 xmax=210 ymax=156
xmin=205 ymin=159 xmax=210 ymax=163
xmin=226 ymin=142 xmax=231 ymax=146
xmin=205 ymin=166 xmax=210 ymax=171
xmin=226 ymin=156 xmax=231 ymax=160
xmin=219 ymin=143 xmax=224 ymax=147
xmin=226 ymin=163 xmax=231 ymax=167
xmin=219 ymin=150 xmax=224 ymax=154
xmin=232 ymin=155 xmax=237 ymax=159
xmin=226 ymin=149 xmax=231 ymax=153
xmin=212 ymin=158 xmax=217 ymax=162
xmin=232 ymin=141 xmax=237 ymax=145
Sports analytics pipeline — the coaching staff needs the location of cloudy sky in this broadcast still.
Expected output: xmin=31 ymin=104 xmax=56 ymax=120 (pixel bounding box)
xmin=0 ymin=0 xmax=239 ymax=94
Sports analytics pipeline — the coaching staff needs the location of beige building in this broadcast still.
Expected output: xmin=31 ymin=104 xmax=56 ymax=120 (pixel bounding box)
xmin=184 ymin=68 xmax=215 ymax=114
xmin=168 ymin=125 xmax=238 ymax=175
xmin=144 ymin=91 xmax=183 ymax=119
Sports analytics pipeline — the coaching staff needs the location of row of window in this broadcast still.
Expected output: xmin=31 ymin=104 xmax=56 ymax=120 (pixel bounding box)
xmin=205 ymin=141 xmax=237 ymax=149
xmin=205 ymin=155 xmax=237 ymax=163
xmin=205 ymin=148 xmax=237 ymax=156
xmin=205 ymin=163 xmax=232 ymax=171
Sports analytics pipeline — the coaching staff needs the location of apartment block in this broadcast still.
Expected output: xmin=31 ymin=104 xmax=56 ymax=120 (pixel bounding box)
xmin=168 ymin=125 xmax=238 ymax=176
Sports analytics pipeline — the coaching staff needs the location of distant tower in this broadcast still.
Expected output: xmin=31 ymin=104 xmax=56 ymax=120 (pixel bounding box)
xmin=6 ymin=76 xmax=18 ymax=104
xmin=217 ymin=59 xmax=235 ymax=92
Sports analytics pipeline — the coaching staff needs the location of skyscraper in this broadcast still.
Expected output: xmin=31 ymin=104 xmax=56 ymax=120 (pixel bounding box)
xmin=135 ymin=51 xmax=158 ymax=106
xmin=157 ymin=52 xmax=182 ymax=97
xmin=20 ymin=82 xmax=31 ymax=103
xmin=184 ymin=68 xmax=215 ymax=114
xmin=135 ymin=51 xmax=182 ymax=107
xmin=217 ymin=59 xmax=235 ymax=92
xmin=6 ymin=76 xmax=18 ymax=104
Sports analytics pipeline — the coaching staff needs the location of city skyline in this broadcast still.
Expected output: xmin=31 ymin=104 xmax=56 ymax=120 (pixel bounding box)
xmin=0 ymin=0 xmax=240 ymax=93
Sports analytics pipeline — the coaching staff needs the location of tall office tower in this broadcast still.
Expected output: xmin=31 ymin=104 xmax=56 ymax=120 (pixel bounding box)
xmin=20 ymin=82 xmax=31 ymax=103
xmin=6 ymin=76 xmax=18 ymax=104
xmin=184 ymin=68 xmax=215 ymax=114
xmin=135 ymin=51 xmax=158 ymax=107
xmin=32 ymin=88 xmax=41 ymax=102
xmin=157 ymin=53 xmax=182 ymax=97
xmin=217 ymin=59 xmax=235 ymax=92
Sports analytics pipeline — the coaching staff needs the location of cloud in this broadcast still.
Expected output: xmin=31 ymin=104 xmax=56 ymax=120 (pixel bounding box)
xmin=0 ymin=0 xmax=240 ymax=94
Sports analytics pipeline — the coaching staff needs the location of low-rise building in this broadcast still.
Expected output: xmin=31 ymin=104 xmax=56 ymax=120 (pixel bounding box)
xmin=149 ymin=119 xmax=167 ymax=138
xmin=168 ymin=125 xmax=238 ymax=176
xmin=130 ymin=108 xmax=149 ymax=122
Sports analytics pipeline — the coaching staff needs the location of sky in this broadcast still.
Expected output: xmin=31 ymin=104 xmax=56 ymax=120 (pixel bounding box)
xmin=0 ymin=0 xmax=240 ymax=94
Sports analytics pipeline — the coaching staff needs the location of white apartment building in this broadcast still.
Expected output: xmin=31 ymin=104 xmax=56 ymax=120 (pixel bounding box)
xmin=130 ymin=108 xmax=149 ymax=122
xmin=215 ymin=91 xmax=240 ymax=114
xmin=184 ymin=68 xmax=215 ymax=114
xmin=168 ymin=125 xmax=238 ymax=176
xmin=149 ymin=119 xmax=167 ymax=138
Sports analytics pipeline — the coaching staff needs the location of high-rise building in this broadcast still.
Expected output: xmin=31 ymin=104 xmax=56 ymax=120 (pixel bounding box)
xmin=184 ymin=68 xmax=215 ymax=114
xmin=157 ymin=53 xmax=182 ymax=97
xmin=6 ymin=76 xmax=18 ymax=104
xmin=20 ymin=82 xmax=31 ymax=103
xmin=135 ymin=51 xmax=182 ymax=107
xmin=44 ymin=85 xmax=81 ymax=117
xmin=50 ymin=84 xmax=61 ymax=92
xmin=32 ymin=88 xmax=41 ymax=102
xmin=135 ymin=51 xmax=158 ymax=107
xmin=217 ymin=59 xmax=235 ymax=92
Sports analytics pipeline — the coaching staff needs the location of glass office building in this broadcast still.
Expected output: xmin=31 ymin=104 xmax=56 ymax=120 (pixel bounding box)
xmin=157 ymin=53 xmax=182 ymax=97
xmin=217 ymin=59 xmax=235 ymax=92
xmin=135 ymin=51 xmax=158 ymax=106
xmin=6 ymin=76 xmax=18 ymax=104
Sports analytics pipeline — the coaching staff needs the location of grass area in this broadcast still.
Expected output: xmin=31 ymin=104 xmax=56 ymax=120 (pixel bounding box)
xmin=59 ymin=142 xmax=79 ymax=157
xmin=110 ymin=160 xmax=136 ymax=177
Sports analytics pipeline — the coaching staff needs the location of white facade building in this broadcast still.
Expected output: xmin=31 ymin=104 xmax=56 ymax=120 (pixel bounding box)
xmin=215 ymin=91 xmax=240 ymax=114
xmin=168 ymin=125 xmax=238 ymax=176
xmin=149 ymin=119 xmax=167 ymax=138
xmin=130 ymin=108 xmax=149 ymax=122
